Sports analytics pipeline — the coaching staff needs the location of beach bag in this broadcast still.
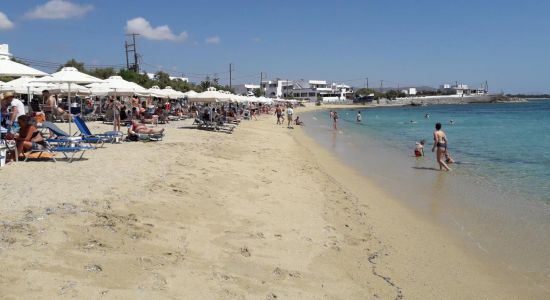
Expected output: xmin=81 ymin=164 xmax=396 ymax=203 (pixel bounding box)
xmin=126 ymin=134 xmax=138 ymax=142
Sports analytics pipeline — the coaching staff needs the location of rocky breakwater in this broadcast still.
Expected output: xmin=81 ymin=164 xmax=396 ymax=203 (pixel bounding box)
xmin=408 ymin=94 xmax=527 ymax=106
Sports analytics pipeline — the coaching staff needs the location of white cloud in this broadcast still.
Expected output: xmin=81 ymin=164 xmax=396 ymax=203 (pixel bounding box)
xmin=0 ymin=11 xmax=14 ymax=30
xmin=126 ymin=17 xmax=188 ymax=42
xmin=25 ymin=0 xmax=94 ymax=20
xmin=205 ymin=36 xmax=220 ymax=44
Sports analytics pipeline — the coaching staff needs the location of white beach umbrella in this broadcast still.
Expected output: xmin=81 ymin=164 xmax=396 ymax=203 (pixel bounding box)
xmin=187 ymin=89 xmax=232 ymax=103
xmin=49 ymin=83 xmax=91 ymax=95
xmin=161 ymin=86 xmax=183 ymax=99
xmin=87 ymin=75 xmax=142 ymax=97
xmin=147 ymin=85 xmax=168 ymax=98
xmin=182 ymin=90 xmax=198 ymax=97
xmin=32 ymin=67 xmax=102 ymax=135
xmin=4 ymin=76 xmax=52 ymax=93
xmin=127 ymin=81 xmax=150 ymax=96
xmin=0 ymin=55 xmax=48 ymax=77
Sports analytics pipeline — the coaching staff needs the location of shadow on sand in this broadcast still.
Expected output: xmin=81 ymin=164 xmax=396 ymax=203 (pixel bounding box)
xmin=411 ymin=166 xmax=441 ymax=171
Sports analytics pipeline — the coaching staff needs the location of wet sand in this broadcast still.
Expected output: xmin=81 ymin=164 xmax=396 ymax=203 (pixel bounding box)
xmin=0 ymin=112 xmax=539 ymax=299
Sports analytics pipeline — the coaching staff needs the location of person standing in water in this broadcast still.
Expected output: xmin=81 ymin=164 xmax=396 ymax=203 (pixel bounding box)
xmin=431 ymin=122 xmax=451 ymax=171
xmin=332 ymin=111 xmax=339 ymax=130
xmin=356 ymin=110 xmax=362 ymax=122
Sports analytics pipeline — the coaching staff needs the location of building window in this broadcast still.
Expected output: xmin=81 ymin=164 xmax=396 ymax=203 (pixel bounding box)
xmin=309 ymin=92 xmax=316 ymax=97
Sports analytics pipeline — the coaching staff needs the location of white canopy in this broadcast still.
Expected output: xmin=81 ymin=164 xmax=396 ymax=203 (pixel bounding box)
xmin=182 ymin=90 xmax=198 ymax=97
xmin=187 ymin=88 xmax=233 ymax=103
xmin=87 ymin=75 xmax=147 ymax=96
xmin=0 ymin=55 xmax=48 ymax=77
xmin=33 ymin=67 xmax=102 ymax=85
xmin=49 ymin=83 xmax=91 ymax=95
xmin=32 ymin=67 xmax=102 ymax=135
xmin=147 ymin=85 xmax=168 ymax=98
xmin=161 ymin=86 xmax=184 ymax=99
xmin=1 ymin=76 xmax=53 ymax=94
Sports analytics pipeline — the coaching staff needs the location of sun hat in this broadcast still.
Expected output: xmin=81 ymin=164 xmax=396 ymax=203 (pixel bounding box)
xmin=3 ymin=91 xmax=14 ymax=98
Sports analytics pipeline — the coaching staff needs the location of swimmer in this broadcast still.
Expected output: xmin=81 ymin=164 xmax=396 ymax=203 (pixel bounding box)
xmin=449 ymin=119 xmax=455 ymax=125
xmin=425 ymin=113 xmax=430 ymax=119
xmin=356 ymin=110 xmax=362 ymax=122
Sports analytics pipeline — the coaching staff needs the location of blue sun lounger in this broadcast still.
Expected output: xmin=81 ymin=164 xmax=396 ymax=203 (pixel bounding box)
xmin=41 ymin=121 xmax=105 ymax=148
xmin=24 ymin=140 xmax=94 ymax=163
xmin=73 ymin=115 xmax=123 ymax=145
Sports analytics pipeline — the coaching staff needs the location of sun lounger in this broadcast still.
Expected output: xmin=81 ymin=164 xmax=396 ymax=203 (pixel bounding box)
xmin=192 ymin=118 xmax=234 ymax=133
xmin=40 ymin=121 xmax=103 ymax=148
xmin=73 ymin=115 xmax=123 ymax=144
xmin=24 ymin=140 xmax=94 ymax=163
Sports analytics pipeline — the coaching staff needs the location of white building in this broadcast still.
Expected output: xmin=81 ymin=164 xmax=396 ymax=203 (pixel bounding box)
xmin=233 ymin=84 xmax=260 ymax=96
xmin=260 ymin=79 xmax=353 ymax=102
xmin=145 ymin=72 xmax=189 ymax=82
xmin=0 ymin=44 xmax=11 ymax=57
xmin=439 ymin=83 xmax=484 ymax=96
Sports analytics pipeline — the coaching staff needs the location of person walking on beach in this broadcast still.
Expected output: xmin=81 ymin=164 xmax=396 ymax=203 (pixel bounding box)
xmin=275 ymin=105 xmax=282 ymax=125
xmin=431 ymin=122 xmax=452 ymax=171
xmin=109 ymin=97 xmax=122 ymax=132
xmin=332 ymin=111 xmax=339 ymax=130
xmin=286 ymin=105 xmax=294 ymax=128
xmin=356 ymin=110 xmax=362 ymax=122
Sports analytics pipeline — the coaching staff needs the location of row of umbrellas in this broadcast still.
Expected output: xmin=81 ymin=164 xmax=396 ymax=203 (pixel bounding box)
xmin=186 ymin=87 xmax=299 ymax=105
xmin=1 ymin=56 xmax=298 ymax=106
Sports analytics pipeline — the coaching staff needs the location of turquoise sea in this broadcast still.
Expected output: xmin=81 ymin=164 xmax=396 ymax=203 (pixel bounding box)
xmin=301 ymin=99 xmax=550 ymax=291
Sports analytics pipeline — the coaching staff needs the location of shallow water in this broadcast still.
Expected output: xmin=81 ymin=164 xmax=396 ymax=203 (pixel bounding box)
xmin=301 ymin=100 xmax=550 ymax=292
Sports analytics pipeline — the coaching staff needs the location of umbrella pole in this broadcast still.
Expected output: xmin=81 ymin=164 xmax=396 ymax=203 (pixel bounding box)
xmin=27 ymin=86 xmax=31 ymax=112
xmin=114 ymin=90 xmax=117 ymax=132
xmin=68 ymin=83 xmax=72 ymax=136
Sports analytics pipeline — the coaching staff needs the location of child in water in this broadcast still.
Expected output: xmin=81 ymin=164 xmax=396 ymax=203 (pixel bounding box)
xmin=445 ymin=151 xmax=455 ymax=164
xmin=414 ymin=140 xmax=425 ymax=157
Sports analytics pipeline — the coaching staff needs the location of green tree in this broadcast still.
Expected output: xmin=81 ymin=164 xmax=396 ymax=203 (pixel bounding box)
xmin=386 ymin=90 xmax=398 ymax=100
xmin=58 ymin=59 xmax=86 ymax=72
xmin=355 ymin=88 xmax=376 ymax=97
xmin=154 ymin=71 xmax=171 ymax=88
xmin=200 ymin=76 xmax=212 ymax=90
xmin=253 ymin=89 xmax=265 ymax=97
xmin=119 ymin=69 xmax=153 ymax=87
xmin=87 ymin=67 xmax=116 ymax=79
xmin=11 ymin=57 xmax=28 ymax=66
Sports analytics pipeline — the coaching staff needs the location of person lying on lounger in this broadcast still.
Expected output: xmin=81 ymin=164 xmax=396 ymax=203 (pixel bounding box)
xmin=129 ymin=120 xmax=165 ymax=135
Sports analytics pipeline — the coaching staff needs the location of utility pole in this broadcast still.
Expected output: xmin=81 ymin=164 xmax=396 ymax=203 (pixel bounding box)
xmin=380 ymin=80 xmax=384 ymax=92
xmin=365 ymin=77 xmax=369 ymax=89
xmin=124 ymin=41 xmax=130 ymax=70
xmin=260 ymin=72 xmax=264 ymax=95
xmin=125 ymin=33 xmax=140 ymax=72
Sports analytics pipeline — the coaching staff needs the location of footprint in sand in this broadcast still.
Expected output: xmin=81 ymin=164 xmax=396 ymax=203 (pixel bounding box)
xmin=240 ymin=246 xmax=251 ymax=257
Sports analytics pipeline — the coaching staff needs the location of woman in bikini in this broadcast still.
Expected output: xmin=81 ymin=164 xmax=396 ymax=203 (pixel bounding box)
xmin=12 ymin=115 xmax=45 ymax=160
xmin=129 ymin=120 xmax=165 ymax=135
xmin=431 ymin=122 xmax=452 ymax=171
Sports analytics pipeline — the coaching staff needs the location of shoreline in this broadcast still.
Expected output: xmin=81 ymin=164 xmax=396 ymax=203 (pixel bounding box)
xmin=289 ymin=111 xmax=544 ymax=298
xmin=0 ymin=114 xmax=542 ymax=298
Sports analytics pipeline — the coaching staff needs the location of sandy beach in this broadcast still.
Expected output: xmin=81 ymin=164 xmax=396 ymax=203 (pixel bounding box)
xmin=0 ymin=109 xmax=539 ymax=299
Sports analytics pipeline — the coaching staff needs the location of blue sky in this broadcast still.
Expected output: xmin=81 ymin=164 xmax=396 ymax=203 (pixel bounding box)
xmin=1 ymin=0 xmax=549 ymax=93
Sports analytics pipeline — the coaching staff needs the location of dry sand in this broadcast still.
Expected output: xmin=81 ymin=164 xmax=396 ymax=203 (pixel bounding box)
xmin=0 ymin=111 xmax=537 ymax=299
